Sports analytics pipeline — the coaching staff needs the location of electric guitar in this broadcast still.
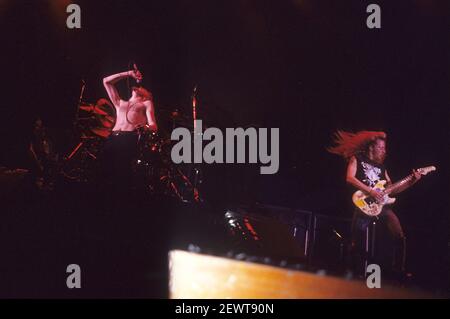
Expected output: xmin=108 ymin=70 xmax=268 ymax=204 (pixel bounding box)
xmin=352 ymin=166 xmax=436 ymax=217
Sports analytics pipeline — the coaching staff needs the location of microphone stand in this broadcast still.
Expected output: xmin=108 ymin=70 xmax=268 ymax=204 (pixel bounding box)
xmin=65 ymin=79 xmax=86 ymax=166
xmin=190 ymin=85 xmax=202 ymax=202
xmin=75 ymin=79 xmax=86 ymax=123
xmin=192 ymin=85 xmax=198 ymax=130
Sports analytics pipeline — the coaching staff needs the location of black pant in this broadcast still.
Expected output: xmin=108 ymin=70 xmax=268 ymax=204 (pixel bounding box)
xmin=350 ymin=207 xmax=406 ymax=277
xmin=96 ymin=131 xmax=139 ymax=194
xmin=88 ymin=132 xmax=170 ymax=297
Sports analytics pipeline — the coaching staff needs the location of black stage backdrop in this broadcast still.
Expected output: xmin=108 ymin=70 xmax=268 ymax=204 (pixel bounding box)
xmin=0 ymin=0 xmax=448 ymax=297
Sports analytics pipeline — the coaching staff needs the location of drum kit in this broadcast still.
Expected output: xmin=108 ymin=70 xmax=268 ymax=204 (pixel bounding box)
xmin=61 ymin=92 xmax=202 ymax=203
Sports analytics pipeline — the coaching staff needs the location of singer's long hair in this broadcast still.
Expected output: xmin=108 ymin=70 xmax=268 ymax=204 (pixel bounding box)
xmin=327 ymin=130 xmax=387 ymax=160
xmin=132 ymin=86 xmax=153 ymax=102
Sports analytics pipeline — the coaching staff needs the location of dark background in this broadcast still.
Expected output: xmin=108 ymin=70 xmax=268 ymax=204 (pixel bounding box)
xmin=0 ymin=0 xmax=448 ymax=294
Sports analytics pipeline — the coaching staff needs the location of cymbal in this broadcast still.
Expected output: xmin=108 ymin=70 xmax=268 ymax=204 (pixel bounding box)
xmin=79 ymin=99 xmax=114 ymax=116
xmin=93 ymin=108 xmax=109 ymax=116
xmin=79 ymin=106 xmax=110 ymax=116
xmin=79 ymin=104 xmax=95 ymax=111
xmin=96 ymin=98 xmax=113 ymax=108
xmin=157 ymin=108 xmax=192 ymax=126
xmin=90 ymin=127 xmax=111 ymax=138
xmin=97 ymin=115 xmax=115 ymax=128
xmin=95 ymin=98 xmax=114 ymax=115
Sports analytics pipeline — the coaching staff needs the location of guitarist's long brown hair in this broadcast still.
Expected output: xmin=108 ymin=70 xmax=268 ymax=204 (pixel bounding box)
xmin=327 ymin=130 xmax=386 ymax=160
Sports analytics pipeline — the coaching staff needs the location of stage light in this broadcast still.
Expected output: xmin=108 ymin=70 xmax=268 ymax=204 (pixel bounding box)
xmin=0 ymin=0 xmax=11 ymax=15
xmin=47 ymin=0 xmax=73 ymax=25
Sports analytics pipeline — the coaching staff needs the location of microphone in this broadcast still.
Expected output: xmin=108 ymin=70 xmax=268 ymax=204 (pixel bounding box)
xmin=192 ymin=84 xmax=198 ymax=99
xmin=192 ymin=85 xmax=198 ymax=129
xmin=192 ymin=85 xmax=199 ymax=103
xmin=133 ymin=63 xmax=141 ymax=83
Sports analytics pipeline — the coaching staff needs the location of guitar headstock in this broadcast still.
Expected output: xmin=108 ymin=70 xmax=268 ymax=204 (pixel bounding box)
xmin=417 ymin=166 xmax=436 ymax=176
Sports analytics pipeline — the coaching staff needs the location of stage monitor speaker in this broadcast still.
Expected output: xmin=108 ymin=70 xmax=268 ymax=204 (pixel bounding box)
xmin=224 ymin=206 xmax=311 ymax=262
xmin=310 ymin=213 xmax=352 ymax=270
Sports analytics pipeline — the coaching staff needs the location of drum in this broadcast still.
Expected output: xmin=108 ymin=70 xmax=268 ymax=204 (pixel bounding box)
xmin=61 ymin=137 xmax=105 ymax=183
xmin=77 ymin=99 xmax=115 ymax=139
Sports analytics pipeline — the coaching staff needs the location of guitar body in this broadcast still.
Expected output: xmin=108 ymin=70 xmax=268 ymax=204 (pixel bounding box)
xmin=352 ymin=165 xmax=435 ymax=217
xmin=352 ymin=180 xmax=396 ymax=217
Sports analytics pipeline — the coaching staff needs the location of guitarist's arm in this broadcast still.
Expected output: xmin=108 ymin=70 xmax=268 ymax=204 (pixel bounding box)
xmin=346 ymin=156 xmax=384 ymax=202
xmin=388 ymin=169 xmax=422 ymax=195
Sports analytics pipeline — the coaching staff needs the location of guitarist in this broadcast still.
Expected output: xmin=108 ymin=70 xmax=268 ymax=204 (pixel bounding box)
xmin=328 ymin=130 xmax=421 ymax=278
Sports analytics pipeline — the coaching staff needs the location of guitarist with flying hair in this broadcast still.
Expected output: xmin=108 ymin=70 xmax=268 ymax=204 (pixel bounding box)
xmin=328 ymin=130 xmax=423 ymax=280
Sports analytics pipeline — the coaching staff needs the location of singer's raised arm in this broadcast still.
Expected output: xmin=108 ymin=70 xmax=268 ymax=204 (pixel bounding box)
xmin=102 ymin=71 xmax=130 ymax=107
xmin=103 ymin=70 xmax=142 ymax=107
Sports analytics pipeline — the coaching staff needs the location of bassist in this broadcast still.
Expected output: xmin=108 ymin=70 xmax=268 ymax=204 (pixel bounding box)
xmin=328 ymin=130 xmax=421 ymax=279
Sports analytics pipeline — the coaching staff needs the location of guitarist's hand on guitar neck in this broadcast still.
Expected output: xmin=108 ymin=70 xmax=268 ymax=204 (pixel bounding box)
xmin=412 ymin=169 xmax=422 ymax=181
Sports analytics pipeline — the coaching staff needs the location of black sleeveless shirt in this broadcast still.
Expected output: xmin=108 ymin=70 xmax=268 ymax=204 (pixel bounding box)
xmin=354 ymin=154 xmax=386 ymax=188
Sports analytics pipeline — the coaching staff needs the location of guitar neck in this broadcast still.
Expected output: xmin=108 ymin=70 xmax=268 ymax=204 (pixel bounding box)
xmin=385 ymin=173 xmax=414 ymax=194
